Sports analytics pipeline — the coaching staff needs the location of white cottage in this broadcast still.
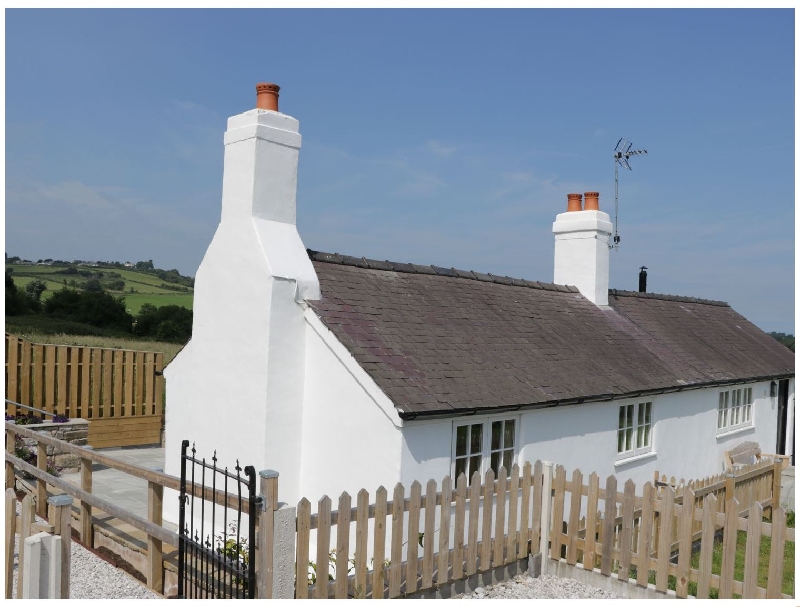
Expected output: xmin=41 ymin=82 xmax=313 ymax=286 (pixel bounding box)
xmin=163 ymin=84 xmax=795 ymax=515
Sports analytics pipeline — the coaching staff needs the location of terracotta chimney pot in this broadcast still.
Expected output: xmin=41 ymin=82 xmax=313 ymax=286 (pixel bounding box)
xmin=256 ymin=82 xmax=280 ymax=111
xmin=567 ymin=193 xmax=583 ymax=212
xmin=584 ymin=191 xmax=600 ymax=211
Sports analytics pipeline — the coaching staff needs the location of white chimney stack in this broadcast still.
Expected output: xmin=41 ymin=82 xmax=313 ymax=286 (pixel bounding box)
xmin=553 ymin=192 xmax=613 ymax=306
xmin=163 ymin=83 xmax=319 ymax=513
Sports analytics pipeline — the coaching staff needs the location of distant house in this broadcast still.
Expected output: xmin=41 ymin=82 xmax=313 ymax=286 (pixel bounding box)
xmin=163 ymin=85 xmax=795 ymax=514
xmin=124 ymin=262 xmax=134 ymax=268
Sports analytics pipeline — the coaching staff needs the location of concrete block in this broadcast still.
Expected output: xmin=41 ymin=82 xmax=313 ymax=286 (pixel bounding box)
xmin=272 ymin=505 xmax=296 ymax=599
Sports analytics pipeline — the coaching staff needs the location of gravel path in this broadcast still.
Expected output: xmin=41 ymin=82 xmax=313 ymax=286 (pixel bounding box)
xmin=12 ymin=501 xmax=162 ymax=599
xmin=454 ymin=572 xmax=625 ymax=599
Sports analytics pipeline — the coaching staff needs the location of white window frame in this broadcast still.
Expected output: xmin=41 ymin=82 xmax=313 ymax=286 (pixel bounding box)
xmin=717 ymin=386 xmax=754 ymax=434
xmin=616 ymin=401 xmax=654 ymax=461
xmin=451 ymin=415 xmax=519 ymax=482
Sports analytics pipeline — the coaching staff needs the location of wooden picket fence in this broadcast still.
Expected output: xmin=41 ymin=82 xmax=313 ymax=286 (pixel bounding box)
xmin=5 ymin=335 xmax=164 ymax=448
xmin=549 ymin=457 xmax=793 ymax=599
xmin=293 ymin=457 xmax=791 ymax=599
xmin=295 ymin=462 xmax=544 ymax=599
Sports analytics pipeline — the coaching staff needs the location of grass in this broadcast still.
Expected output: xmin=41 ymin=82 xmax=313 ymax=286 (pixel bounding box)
xmin=122 ymin=292 xmax=194 ymax=315
xmin=5 ymin=328 xmax=185 ymax=366
xmin=7 ymin=264 xmax=194 ymax=315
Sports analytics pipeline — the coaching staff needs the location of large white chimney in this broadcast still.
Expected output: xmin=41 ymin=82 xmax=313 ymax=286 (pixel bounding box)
xmin=163 ymin=83 xmax=319 ymax=514
xmin=553 ymin=191 xmax=613 ymax=306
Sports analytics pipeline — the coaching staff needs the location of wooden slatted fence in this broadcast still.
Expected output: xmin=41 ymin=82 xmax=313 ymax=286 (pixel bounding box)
xmin=5 ymin=335 xmax=164 ymax=448
xmin=295 ymin=461 xmax=544 ymax=599
xmin=549 ymin=458 xmax=793 ymax=599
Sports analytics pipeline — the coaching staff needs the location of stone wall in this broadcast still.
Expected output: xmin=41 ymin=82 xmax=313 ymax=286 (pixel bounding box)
xmin=17 ymin=419 xmax=89 ymax=473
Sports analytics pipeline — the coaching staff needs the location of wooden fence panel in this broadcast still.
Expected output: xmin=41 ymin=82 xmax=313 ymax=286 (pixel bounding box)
xmin=696 ymin=493 xmax=716 ymax=599
xmin=742 ymin=501 xmax=762 ymax=599
xmin=372 ymin=487 xmax=387 ymax=599
xmin=719 ymin=496 xmax=739 ymax=598
xmin=315 ymin=496 xmax=331 ymax=599
xmin=389 ymin=483 xmax=404 ymax=598
xmin=69 ymin=347 xmax=80 ymax=419
xmin=296 ymin=498 xmax=311 ymax=599
xmin=45 ymin=345 xmax=56 ymax=414
xmin=6 ymin=336 xmax=19 ymax=410
xmin=493 ymin=469 xmax=506 ymax=567
xmin=566 ymin=468 xmax=582 ymax=566
xmin=618 ymin=479 xmax=635 ymax=582
xmin=20 ymin=340 xmax=31 ymax=409
xmin=675 ymin=486 xmax=695 ymax=597
xmin=354 ymin=490 xmax=369 ymax=599
xmin=466 ymin=471 xmax=481 ymax=576
xmin=32 ymin=344 xmax=45 ymax=411
xmin=422 ymin=479 xmax=436 ymax=589
xmin=506 ymin=464 xmax=519 ymax=564
xmin=453 ymin=474 xmax=467 ymax=580
xmin=125 ymin=351 xmax=134 ymax=416
xmin=530 ymin=460 xmax=543 ymax=552
xmin=406 ymin=481 xmax=421 ymax=593
xmin=600 ymin=474 xmax=617 ymax=576
xmin=766 ymin=507 xmax=786 ymax=598
xmin=518 ymin=462 xmax=531 ymax=559
xmin=636 ymin=482 xmax=654 ymax=587
xmin=334 ymin=492 xmax=351 ymax=599
xmin=438 ymin=475 xmax=452 ymax=584
xmin=550 ymin=466 xmax=566 ymax=561
xmin=480 ymin=468 xmax=495 ymax=571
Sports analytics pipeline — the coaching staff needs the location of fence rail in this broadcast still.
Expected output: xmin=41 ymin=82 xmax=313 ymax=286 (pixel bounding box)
xmin=5 ymin=334 xmax=164 ymax=448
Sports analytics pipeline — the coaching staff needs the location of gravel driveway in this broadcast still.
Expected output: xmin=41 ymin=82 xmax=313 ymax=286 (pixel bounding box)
xmin=455 ymin=572 xmax=625 ymax=599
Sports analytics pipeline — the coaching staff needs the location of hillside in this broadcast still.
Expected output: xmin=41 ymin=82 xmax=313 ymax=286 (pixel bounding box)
xmin=5 ymin=260 xmax=194 ymax=315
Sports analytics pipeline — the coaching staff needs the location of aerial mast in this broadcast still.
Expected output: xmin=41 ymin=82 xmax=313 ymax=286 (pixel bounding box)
xmin=611 ymin=138 xmax=647 ymax=249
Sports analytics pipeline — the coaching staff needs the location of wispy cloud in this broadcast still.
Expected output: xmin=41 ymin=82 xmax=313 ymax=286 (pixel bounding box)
xmin=426 ymin=140 xmax=458 ymax=158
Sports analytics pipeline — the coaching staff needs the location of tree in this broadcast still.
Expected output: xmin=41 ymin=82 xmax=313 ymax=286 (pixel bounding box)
xmin=25 ymin=279 xmax=47 ymax=301
xmin=6 ymin=272 xmax=38 ymax=315
xmin=769 ymin=332 xmax=795 ymax=352
xmin=45 ymin=287 xmax=133 ymax=331
xmin=84 ymin=279 xmax=103 ymax=292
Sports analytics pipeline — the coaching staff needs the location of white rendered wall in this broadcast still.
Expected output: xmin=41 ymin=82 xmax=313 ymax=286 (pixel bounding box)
xmin=163 ymin=108 xmax=319 ymax=527
xmin=298 ymin=310 xmax=404 ymax=504
xmin=399 ymin=381 xmax=785 ymax=490
xmin=553 ymin=210 xmax=612 ymax=306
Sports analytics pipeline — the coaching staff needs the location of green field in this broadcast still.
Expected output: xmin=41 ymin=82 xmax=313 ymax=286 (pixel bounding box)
xmin=6 ymin=264 xmax=194 ymax=315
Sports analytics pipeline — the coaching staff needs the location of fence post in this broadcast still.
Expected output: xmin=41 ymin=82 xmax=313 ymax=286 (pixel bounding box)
xmin=5 ymin=488 xmax=16 ymax=598
xmin=80 ymin=448 xmax=94 ymax=545
xmin=48 ymin=494 xmax=73 ymax=599
xmin=257 ymin=469 xmax=278 ymax=599
xmin=6 ymin=428 xmax=16 ymax=490
xmin=147 ymin=480 xmax=163 ymax=593
xmin=36 ymin=443 xmax=48 ymax=518
xmin=539 ymin=461 xmax=554 ymax=561
xmin=770 ymin=458 xmax=783 ymax=519
xmin=16 ymin=493 xmax=35 ymax=599
xmin=22 ymin=532 xmax=63 ymax=599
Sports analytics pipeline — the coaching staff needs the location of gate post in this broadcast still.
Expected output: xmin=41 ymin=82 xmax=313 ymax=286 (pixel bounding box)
xmin=48 ymin=494 xmax=73 ymax=599
xmin=257 ymin=470 xmax=279 ymax=599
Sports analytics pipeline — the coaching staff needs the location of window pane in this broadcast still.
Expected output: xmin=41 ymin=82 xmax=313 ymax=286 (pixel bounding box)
xmin=637 ymin=423 xmax=643 ymax=448
xmin=718 ymin=409 xmax=723 ymax=429
xmin=745 ymin=387 xmax=752 ymax=404
xmin=745 ymin=404 xmax=751 ymax=422
xmin=455 ymin=457 xmax=466 ymax=481
xmin=471 ymin=424 xmax=483 ymax=454
xmin=502 ymin=449 xmax=513 ymax=474
xmin=456 ymin=426 xmax=468 ymax=456
xmin=638 ymin=404 xmax=644 ymax=428
xmin=469 ymin=455 xmax=482 ymax=478
xmin=626 ymin=405 xmax=634 ymax=428
xmin=490 ymin=451 xmax=500 ymax=474
xmin=625 ymin=427 xmax=633 ymax=452
xmin=619 ymin=406 xmax=626 ymax=429
xmin=504 ymin=419 xmax=515 ymax=448
xmin=643 ymin=423 xmax=651 ymax=447
xmin=491 ymin=422 xmax=501 ymax=450
xmin=618 ymin=429 xmax=625 ymax=453
xmin=644 ymin=402 xmax=652 ymax=424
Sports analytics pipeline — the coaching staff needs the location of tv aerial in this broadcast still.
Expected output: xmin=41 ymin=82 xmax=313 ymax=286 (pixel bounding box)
xmin=611 ymin=138 xmax=647 ymax=249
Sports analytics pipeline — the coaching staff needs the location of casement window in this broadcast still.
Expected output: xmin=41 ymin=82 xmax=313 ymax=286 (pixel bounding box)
xmin=452 ymin=418 xmax=517 ymax=481
xmin=617 ymin=402 xmax=653 ymax=459
xmin=717 ymin=387 xmax=753 ymax=432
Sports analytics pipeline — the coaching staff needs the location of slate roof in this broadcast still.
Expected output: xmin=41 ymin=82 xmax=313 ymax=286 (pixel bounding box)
xmin=306 ymin=250 xmax=795 ymax=419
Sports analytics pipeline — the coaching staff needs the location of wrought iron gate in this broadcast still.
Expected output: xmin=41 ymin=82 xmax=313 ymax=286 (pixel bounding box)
xmin=177 ymin=440 xmax=260 ymax=599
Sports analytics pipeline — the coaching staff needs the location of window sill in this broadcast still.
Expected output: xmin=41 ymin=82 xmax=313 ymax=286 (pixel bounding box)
xmin=614 ymin=451 xmax=657 ymax=467
xmin=716 ymin=425 xmax=755 ymax=440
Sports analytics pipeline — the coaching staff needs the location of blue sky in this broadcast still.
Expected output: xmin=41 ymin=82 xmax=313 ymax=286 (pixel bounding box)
xmin=5 ymin=8 xmax=795 ymax=333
